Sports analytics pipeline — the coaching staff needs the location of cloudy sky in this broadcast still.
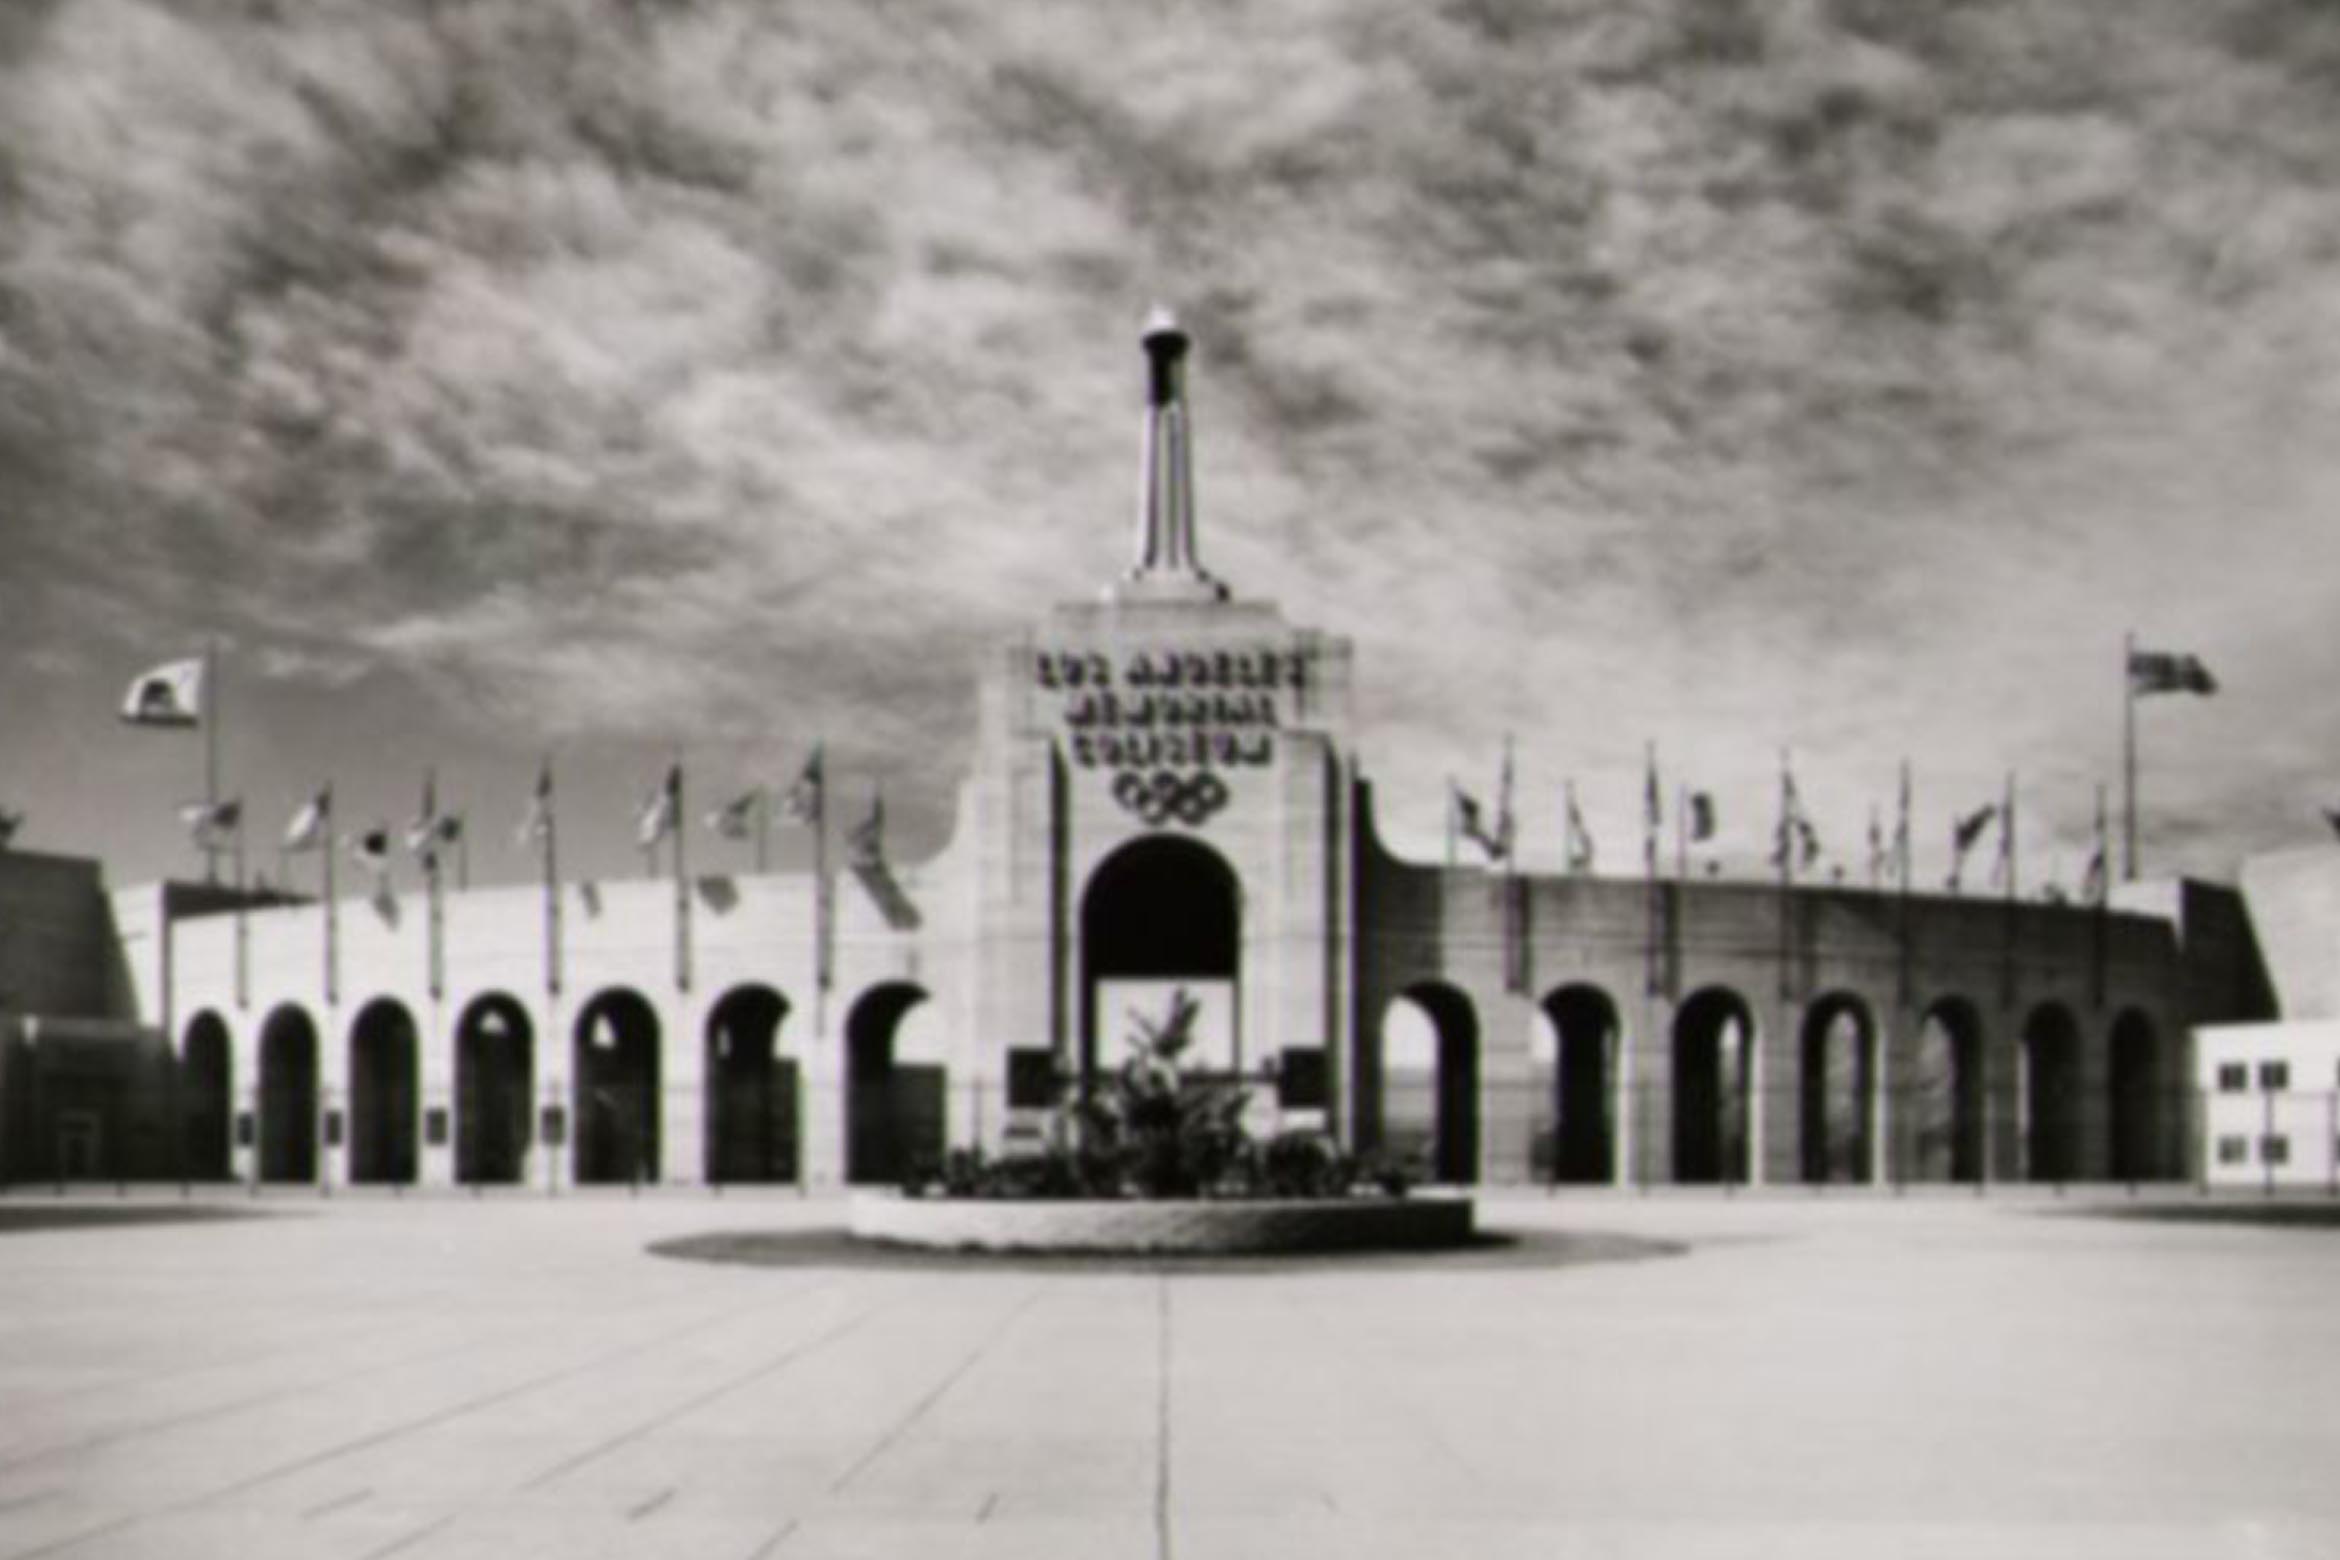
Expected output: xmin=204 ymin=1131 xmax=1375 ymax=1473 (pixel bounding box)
xmin=4 ymin=0 xmax=2338 ymax=894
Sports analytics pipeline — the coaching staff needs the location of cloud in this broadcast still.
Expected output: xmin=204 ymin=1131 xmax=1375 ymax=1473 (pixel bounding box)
xmin=6 ymin=0 xmax=2340 ymax=885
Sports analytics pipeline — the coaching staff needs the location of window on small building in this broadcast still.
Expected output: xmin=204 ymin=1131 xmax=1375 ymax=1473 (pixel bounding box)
xmin=2260 ymin=1062 xmax=2291 ymax=1092
xmin=2261 ymin=1134 xmax=2290 ymax=1165
xmin=2217 ymin=1063 xmax=2249 ymax=1093
xmin=2218 ymin=1136 xmax=2248 ymax=1165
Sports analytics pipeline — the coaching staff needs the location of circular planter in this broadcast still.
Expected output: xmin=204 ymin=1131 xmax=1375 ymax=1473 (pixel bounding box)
xmin=848 ymin=1192 xmax=1474 ymax=1255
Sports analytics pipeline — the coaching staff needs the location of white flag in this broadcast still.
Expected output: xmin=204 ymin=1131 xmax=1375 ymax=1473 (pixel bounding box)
xmin=283 ymin=788 xmax=331 ymax=852
xmin=637 ymin=764 xmax=680 ymax=848
xmin=121 ymin=658 xmax=204 ymax=727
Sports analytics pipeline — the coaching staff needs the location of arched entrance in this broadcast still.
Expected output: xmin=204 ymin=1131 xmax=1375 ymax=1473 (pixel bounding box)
xmin=257 ymin=1005 xmax=319 ymax=1185
xmin=349 ymin=999 xmax=420 ymax=1185
xmin=1910 ymin=998 xmax=1985 ymax=1183
xmin=1080 ymin=835 xmax=1240 ymax=1082
xmin=1380 ymin=984 xmax=1480 ymax=1184
xmin=455 ymin=993 xmax=533 ymax=1186
xmin=573 ymin=989 xmax=660 ymax=1185
xmin=2108 ymin=1009 xmax=2161 ymax=1182
xmin=1672 ymin=987 xmax=1754 ymax=1184
xmin=845 ymin=983 xmax=942 ymax=1185
xmin=2023 ymin=1002 xmax=2081 ymax=1183
xmin=706 ymin=985 xmax=797 ymax=1185
xmin=180 ymin=1012 xmax=232 ymax=1182
xmin=1541 ymin=984 xmax=1616 ymax=1184
xmin=1799 ymin=993 xmax=1875 ymax=1184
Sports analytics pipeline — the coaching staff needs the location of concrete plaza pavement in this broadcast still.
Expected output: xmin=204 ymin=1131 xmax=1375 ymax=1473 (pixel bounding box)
xmin=0 ymin=1189 xmax=2334 ymax=1559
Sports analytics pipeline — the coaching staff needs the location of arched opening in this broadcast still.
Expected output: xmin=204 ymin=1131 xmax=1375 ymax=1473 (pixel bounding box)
xmin=1672 ymin=987 xmax=1754 ymax=1184
xmin=1799 ymin=993 xmax=1875 ymax=1185
xmin=1379 ymin=983 xmax=1480 ymax=1184
xmin=573 ymin=989 xmax=661 ymax=1186
xmin=845 ymin=983 xmax=943 ymax=1185
xmin=1541 ymin=984 xmax=1617 ymax=1184
xmin=349 ymin=999 xmax=420 ymax=1185
xmin=257 ymin=1005 xmax=319 ymax=1185
xmin=706 ymin=985 xmax=797 ymax=1185
xmin=455 ymin=993 xmax=533 ymax=1186
xmin=180 ymin=1012 xmax=232 ymax=1182
xmin=1910 ymin=998 xmax=1985 ymax=1183
xmin=2108 ymin=1009 xmax=2161 ymax=1182
xmin=2023 ymin=1002 xmax=2082 ymax=1183
xmin=1080 ymin=834 xmax=1240 ymax=1083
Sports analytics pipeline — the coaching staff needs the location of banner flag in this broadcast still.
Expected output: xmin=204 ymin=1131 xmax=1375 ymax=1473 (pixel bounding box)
xmin=179 ymin=798 xmax=242 ymax=849
xmin=349 ymin=825 xmax=392 ymax=874
xmin=0 ymin=807 xmax=20 ymax=849
xmin=1564 ymin=782 xmax=1594 ymax=872
xmin=706 ymin=788 xmax=764 ymax=840
xmin=782 ymin=747 xmax=824 ymax=824
xmin=636 ymin=764 xmax=681 ymax=848
xmin=516 ymin=762 xmax=553 ymax=847
xmin=1947 ymin=804 xmax=1997 ymax=889
xmin=1688 ymin=791 xmax=1716 ymax=842
xmin=121 ymin=658 xmax=204 ymax=726
xmin=283 ymin=787 xmax=331 ymax=852
xmin=2127 ymin=649 xmax=2217 ymax=697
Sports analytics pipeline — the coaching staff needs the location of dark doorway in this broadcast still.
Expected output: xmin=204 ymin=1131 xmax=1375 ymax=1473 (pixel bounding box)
xmin=1799 ymin=994 xmax=1875 ymax=1184
xmin=1079 ymin=834 xmax=1240 ymax=1080
xmin=1543 ymin=984 xmax=1616 ymax=1184
xmin=349 ymin=999 xmax=420 ymax=1185
xmin=180 ymin=1012 xmax=232 ymax=1182
xmin=2108 ymin=1009 xmax=2160 ymax=1182
xmin=706 ymin=985 xmax=798 ymax=1185
xmin=1673 ymin=988 xmax=1754 ymax=1184
xmin=845 ymin=983 xmax=943 ymax=1185
xmin=1911 ymin=999 xmax=1985 ymax=1183
xmin=257 ymin=1006 xmax=319 ymax=1185
xmin=455 ymin=993 xmax=533 ymax=1186
xmin=574 ymin=989 xmax=661 ymax=1185
xmin=2023 ymin=1003 xmax=2081 ymax=1183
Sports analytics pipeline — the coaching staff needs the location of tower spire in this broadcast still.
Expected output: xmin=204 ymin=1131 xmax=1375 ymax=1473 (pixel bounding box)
xmin=1113 ymin=306 xmax=1228 ymax=602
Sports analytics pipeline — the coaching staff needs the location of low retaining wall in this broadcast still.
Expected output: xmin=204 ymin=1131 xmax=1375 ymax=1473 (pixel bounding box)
xmin=848 ymin=1193 xmax=1474 ymax=1254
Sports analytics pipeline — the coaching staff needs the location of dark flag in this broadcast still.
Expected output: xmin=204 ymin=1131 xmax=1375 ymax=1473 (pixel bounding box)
xmin=2127 ymin=650 xmax=2217 ymax=697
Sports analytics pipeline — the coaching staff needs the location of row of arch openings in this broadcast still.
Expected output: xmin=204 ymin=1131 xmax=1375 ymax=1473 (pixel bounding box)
xmin=1374 ymin=985 xmax=2169 ymax=1186
xmin=177 ymin=983 xmax=940 ymax=1188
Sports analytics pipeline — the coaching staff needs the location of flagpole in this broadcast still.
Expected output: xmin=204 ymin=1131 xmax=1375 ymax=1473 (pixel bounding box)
xmin=1777 ymin=750 xmax=1794 ymax=1003
xmin=2122 ymin=629 xmax=2138 ymax=882
xmin=2090 ymin=781 xmax=2109 ymax=1011
xmin=543 ymin=762 xmax=562 ymax=1000
xmin=323 ymin=787 xmax=338 ymax=1009
xmin=204 ymin=639 xmax=222 ymax=884
xmin=2000 ymin=770 xmax=2017 ymax=1011
xmin=674 ymin=760 xmax=691 ymax=994
xmin=756 ymin=789 xmax=770 ymax=874
xmin=814 ymin=749 xmax=830 ymax=1036
xmin=1444 ymin=782 xmax=1457 ymax=871
xmin=233 ymin=821 xmax=248 ymax=1011
xmin=1895 ymin=760 xmax=1912 ymax=1013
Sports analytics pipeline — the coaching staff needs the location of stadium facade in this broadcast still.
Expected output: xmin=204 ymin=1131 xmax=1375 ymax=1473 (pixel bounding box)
xmin=0 ymin=316 xmax=2296 ymax=1192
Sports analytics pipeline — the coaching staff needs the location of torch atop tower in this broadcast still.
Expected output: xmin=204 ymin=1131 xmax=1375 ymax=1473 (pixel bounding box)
xmin=1111 ymin=306 xmax=1229 ymax=603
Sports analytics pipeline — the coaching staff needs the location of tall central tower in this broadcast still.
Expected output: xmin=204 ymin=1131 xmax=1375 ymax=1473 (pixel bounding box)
xmin=952 ymin=310 xmax=1358 ymax=1147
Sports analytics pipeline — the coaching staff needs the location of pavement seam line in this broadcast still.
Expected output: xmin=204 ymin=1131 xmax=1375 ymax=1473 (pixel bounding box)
xmin=357 ymin=1514 xmax=452 ymax=1560
xmin=1155 ymin=1274 xmax=1173 ymax=1560
xmin=627 ymin=1487 xmax=675 ymax=1521
xmin=745 ymin=1518 xmax=798 ymax=1558
xmin=826 ymin=1286 xmax=1048 ymax=1494
xmin=300 ymin=1488 xmax=372 ymax=1520
xmin=521 ymin=1279 xmax=918 ymax=1490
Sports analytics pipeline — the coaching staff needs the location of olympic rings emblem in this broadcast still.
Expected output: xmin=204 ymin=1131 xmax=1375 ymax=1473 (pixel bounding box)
xmin=1111 ymin=768 xmax=1230 ymax=827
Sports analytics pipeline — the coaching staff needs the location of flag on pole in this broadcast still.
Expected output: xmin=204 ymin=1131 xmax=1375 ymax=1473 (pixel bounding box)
xmin=516 ymin=762 xmax=554 ymax=847
xmin=0 ymin=807 xmax=22 ymax=849
xmin=706 ymin=788 xmax=764 ymax=840
xmin=1494 ymin=737 xmax=1516 ymax=862
xmin=847 ymin=787 xmax=886 ymax=871
xmin=2127 ymin=649 xmax=2217 ymax=697
xmin=1989 ymin=781 xmax=2017 ymax=891
xmin=1564 ymin=783 xmax=1595 ymax=872
xmin=636 ymin=763 xmax=681 ymax=848
xmin=1643 ymin=748 xmax=1662 ymax=872
xmin=2323 ymin=808 xmax=2340 ymax=842
xmin=348 ymin=825 xmax=392 ymax=873
xmin=120 ymin=658 xmax=204 ymax=727
xmin=1867 ymin=807 xmax=1885 ymax=886
xmin=405 ymin=773 xmax=461 ymax=858
xmin=2080 ymin=840 xmax=2108 ymax=900
xmin=1771 ymin=772 xmax=1820 ymax=871
xmin=782 ymin=746 xmax=824 ymax=824
xmin=1947 ymin=804 xmax=1996 ymax=889
xmin=179 ymin=798 xmax=242 ymax=849
xmin=1453 ymin=784 xmax=1508 ymax=864
xmin=1687 ymin=791 xmax=1716 ymax=842
xmin=283 ymin=787 xmax=331 ymax=852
